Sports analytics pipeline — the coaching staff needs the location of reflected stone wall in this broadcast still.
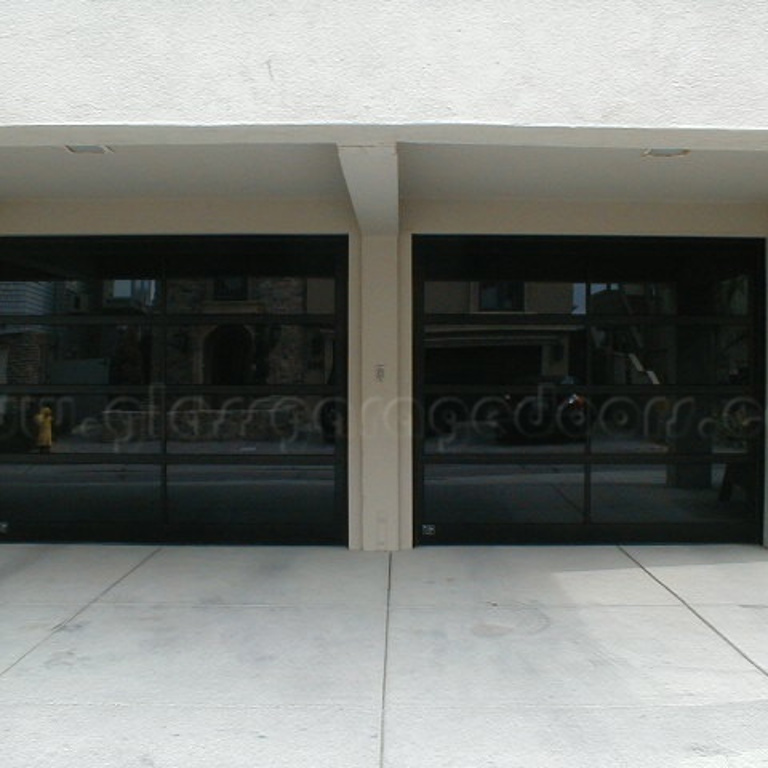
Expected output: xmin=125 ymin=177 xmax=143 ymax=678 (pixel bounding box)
xmin=2 ymin=331 xmax=47 ymax=385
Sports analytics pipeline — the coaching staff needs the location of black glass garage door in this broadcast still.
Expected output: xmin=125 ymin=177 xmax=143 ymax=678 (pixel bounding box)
xmin=414 ymin=236 xmax=764 ymax=544
xmin=0 ymin=235 xmax=347 ymax=544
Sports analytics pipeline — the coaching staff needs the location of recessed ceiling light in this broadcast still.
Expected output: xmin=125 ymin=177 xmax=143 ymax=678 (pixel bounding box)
xmin=643 ymin=148 xmax=691 ymax=158
xmin=64 ymin=145 xmax=113 ymax=155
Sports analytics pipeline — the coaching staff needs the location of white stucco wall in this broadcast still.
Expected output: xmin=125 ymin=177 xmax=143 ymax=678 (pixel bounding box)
xmin=3 ymin=0 xmax=768 ymax=131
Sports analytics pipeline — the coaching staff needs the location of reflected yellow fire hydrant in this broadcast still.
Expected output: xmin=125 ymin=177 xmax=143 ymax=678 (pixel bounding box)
xmin=33 ymin=406 xmax=54 ymax=454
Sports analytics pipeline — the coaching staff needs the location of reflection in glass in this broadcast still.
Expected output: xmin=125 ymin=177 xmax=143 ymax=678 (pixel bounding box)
xmin=477 ymin=280 xmax=524 ymax=311
xmin=0 ymin=393 xmax=161 ymax=454
xmin=584 ymin=394 xmax=763 ymax=456
xmin=167 ymin=465 xmax=335 ymax=525
xmin=165 ymin=324 xmax=333 ymax=386
xmin=716 ymin=273 xmax=749 ymax=316
xmin=165 ymin=277 xmax=335 ymax=314
xmin=525 ymin=282 xmax=587 ymax=315
xmin=589 ymin=394 xmax=672 ymax=455
xmin=165 ymin=395 xmax=336 ymax=455
xmin=424 ymin=325 xmax=586 ymax=386
xmin=589 ymin=283 xmax=676 ymax=315
xmin=591 ymin=325 xmax=751 ymax=387
xmin=588 ymin=249 xmax=756 ymax=316
xmin=0 ymin=464 xmax=161 ymax=523
xmin=0 ymin=279 xmax=158 ymax=316
xmin=591 ymin=463 xmax=755 ymax=522
xmin=0 ymin=324 xmax=155 ymax=386
xmin=424 ymin=464 xmax=584 ymax=524
xmin=423 ymin=391 xmax=588 ymax=454
xmin=710 ymin=396 xmax=763 ymax=455
xmin=425 ymin=280 xmax=586 ymax=315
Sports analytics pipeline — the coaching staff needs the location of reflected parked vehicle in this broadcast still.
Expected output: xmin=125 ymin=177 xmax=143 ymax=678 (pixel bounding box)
xmin=427 ymin=384 xmax=589 ymax=442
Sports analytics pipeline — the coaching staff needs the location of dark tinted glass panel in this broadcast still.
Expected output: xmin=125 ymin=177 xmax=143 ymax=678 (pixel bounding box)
xmin=425 ymin=281 xmax=586 ymax=315
xmin=167 ymin=464 xmax=335 ymax=525
xmin=0 ymin=246 xmax=160 ymax=316
xmin=589 ymin=394 xmax=673 ymax=454
xmin=591 ymin=463 xmax=756 ymax=522
xmin=0 ymin=279 xmax=159 ymax=316
xmin=589 ymin=252 xmax=752 ymax=317
xmin=0 ymin=324 xmax=156 ymax=386
xmin=715 ymin=273 xmax=750 ymax=317
xmin=0 ymin=393 xmax=161 ymax=454
xmin=589 ymin=395 xmax=763 ymax=456
xmin=165 ymin=324 xmax=334 ymax=386
xmin=165 ymin=277 xmax=335 ymax=314
xmin=420 ymin=240 xmax=588 ymax=283
xmin=165 ymin=394 xmax=337 ymax=455
xmin=590 ymin=325 xmax=751 ymax=387
xmin=423 ymin=391 xmax=588 ymax=455
xmin=424 ymin=464 xmax=584 ymax=524
xmin=526 ymin=282 xmax=587 ymax=315
xmin=477 ymin=280 xmax=524 ymax=311
xmin=163 ymin=244 xmax=338 ymax=280
xmin=212 ymin=277 xmax=248 ymax=301
xmin=0 ymin=464 xmax=161 ymax=525
xmin=710 ymin=396 xmax=763 ymax=455
xmin=0 ymin=236 xmax=347 ymax=544
xmin=417 ymin=237 xmax=762 ymax=543
xmin=424 ymin=325 xmax=586 ymax=386
xmin=589 ymin=283 xmax=675 ymax=315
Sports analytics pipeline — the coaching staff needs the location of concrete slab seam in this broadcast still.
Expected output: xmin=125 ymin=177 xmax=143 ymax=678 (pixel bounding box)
xmin=617 ymin=545 xmax=768 ymax=679
xmin=379 ymin=552 xmax=392 ymax=768
xmin=0 ymin=546 xmax=162 ymax=680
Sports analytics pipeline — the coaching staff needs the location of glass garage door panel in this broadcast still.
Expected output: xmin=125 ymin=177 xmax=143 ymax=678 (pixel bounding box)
xmin=0 ymin=235 xmax=347 ymax=544
xmin=0 ymin=464 xmax=161 ymax=531
xmin=415 ymin=236 xmax=764 ymax=544
xmin=590 ymin=463 xmax=757 ymax=524
xmin=590 ymin=324 xmax=753 ymax=388
xmin=423 ymin=390 xmax=588 ymax=456
xmin=164 ymin=394 xmax=335 ymax=455
xmin=0 ymin=393 xmax=163 ymax=455
xmin=167 ymin=464 xmax=336 ymax=527
xmin=165 ymin=323 xmax=335 ymax=387
xmin=165 ymin=276 xmax=336 ymax=314
xmin=424 ymin=464 xmax=584 ymax=525
xmin=424 ymin=325 xmax=587 ymax=387
xmin=589 ymin=249 xmax=754 ymax=317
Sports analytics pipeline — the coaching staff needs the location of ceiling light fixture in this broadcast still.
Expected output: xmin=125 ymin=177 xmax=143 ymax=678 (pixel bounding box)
xmin=64 ymin=145 xmax=113 ymax=155
xmin=642 ymin=148 xmax=691 ymax=158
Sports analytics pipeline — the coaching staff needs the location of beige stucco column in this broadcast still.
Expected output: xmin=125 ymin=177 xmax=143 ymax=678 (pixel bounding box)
xmin=339 ymin=144 xmax=411 ymax=549
xmin=357 ymin=235 xmax=404 ymax=549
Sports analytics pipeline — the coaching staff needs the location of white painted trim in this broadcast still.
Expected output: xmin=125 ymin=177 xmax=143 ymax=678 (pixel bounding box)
xmin=3 ymin=125 xmax=768 ymax=151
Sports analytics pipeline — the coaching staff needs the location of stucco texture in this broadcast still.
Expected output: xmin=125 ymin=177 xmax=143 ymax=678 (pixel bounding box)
xmin=2 ymin=0 xmax=768 ymax=129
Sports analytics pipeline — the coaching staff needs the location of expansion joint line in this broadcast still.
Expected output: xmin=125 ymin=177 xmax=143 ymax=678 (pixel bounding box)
xmin=379 ymin=552 xmax=393 ymax=768
xmin=618 ymin=545 xmax=768 ymax=679
xmin=0 ymin=546 xmax=162 ymax=679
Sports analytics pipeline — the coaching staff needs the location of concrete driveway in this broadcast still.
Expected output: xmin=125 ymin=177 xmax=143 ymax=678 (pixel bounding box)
xmin=1 ymin=543 xmax=768 ymax=767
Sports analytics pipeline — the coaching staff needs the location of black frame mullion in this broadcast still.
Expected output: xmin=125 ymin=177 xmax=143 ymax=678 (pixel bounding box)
xmin=158 ymin=254 xmax=169 ymax=524
xmin=161 ymin=313 xmax=337 ymax=325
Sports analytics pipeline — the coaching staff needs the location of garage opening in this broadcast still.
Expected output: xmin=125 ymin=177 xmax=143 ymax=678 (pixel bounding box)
xmin=414 ymin=235 xmax=765 ymax=544
xmin=0 ymin=235 xmax=348 ymax=544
